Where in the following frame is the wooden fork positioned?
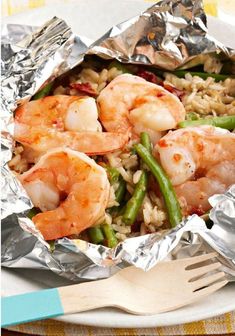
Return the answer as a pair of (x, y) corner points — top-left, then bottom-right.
(2, 253), (227, 327)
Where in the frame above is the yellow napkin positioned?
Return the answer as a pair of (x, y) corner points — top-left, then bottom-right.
(5, 311), (235, 335)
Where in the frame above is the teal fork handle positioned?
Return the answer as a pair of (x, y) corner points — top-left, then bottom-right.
(1, 288), (64, 327)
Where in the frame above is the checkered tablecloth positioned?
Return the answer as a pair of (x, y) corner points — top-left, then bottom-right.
(3, 311), (235, 335)
(2, 0), (235, 335)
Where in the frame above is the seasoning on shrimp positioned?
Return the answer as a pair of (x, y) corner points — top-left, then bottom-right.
(10, 61), (235, 244)
(97, 74), (186, 144)
(156, 126), (235, 215)
(14, 95), (128, 162)
(18, 148), (110, 240)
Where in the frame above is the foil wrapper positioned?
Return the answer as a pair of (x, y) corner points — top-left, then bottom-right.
(1, 0), (235, 282)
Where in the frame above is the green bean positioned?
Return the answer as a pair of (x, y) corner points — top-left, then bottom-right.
(186, 112), (199, 121)
(115, 179), (126, 204)
(88, 226), (104, 244)
(49, 240), (55, 252)
(122, 132), (151, 225)
(32, 82), (53, 100)
(178, 115), (235, 130)
(131, 147), (137, 155)
(108, 60), (133, 74)
(135, 144), (182, 227)
(140, 132), (152, 153)
(106, 166), (120, 185)
(171, 70), (233, 82)
(108, 178), (126, 216)
(101, 224), (118, 248)
(123, 171), (148, 225)
(27, 207), (40, 219)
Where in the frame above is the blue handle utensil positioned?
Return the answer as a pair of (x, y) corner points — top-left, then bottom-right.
(2, 289), (63, 327)
(2, 254), (226, 327)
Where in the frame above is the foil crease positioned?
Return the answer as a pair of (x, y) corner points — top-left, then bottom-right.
(90, 0), (234, 69)
(1, 0), (235, 282)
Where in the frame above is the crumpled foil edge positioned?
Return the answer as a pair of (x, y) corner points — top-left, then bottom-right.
(1, 0), (235, 282)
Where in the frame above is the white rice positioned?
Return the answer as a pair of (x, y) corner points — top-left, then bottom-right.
(133, 170), (142, 184)
(164, 73), (235, 116)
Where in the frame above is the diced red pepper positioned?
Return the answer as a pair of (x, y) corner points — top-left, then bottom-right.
(163, 83), (184, 101)
(137, 70), (163, 85)
(70, 82), (97, 97)
(189, 206), (205, 216)
(131, 221), (141, 233)
(136, 70), (185, 101)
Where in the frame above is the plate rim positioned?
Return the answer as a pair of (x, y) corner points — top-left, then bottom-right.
(2, 267), (235, 328)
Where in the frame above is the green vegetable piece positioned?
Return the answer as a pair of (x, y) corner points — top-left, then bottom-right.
(32, 82), (53, 100)
(27, 207), (40, 219)
(140, 132), (152, 153)
(101, 224), (118, 248)
(186, 112), (199, 121)
(123, 171), (148, 226)
(178, 116), (235, 130)
(115, 179), (126, 204)
(135, 144), (182, 227)
(106, 166), (120, 185)
(122, 132), (151, 225)
(108, 60), (133, 74)
(171, 70), (233, 82)
(131, 147), (137, 155)
(108, 178), (126, 216)
(88, 226), (104, 244)
(49, 240), (55, 253)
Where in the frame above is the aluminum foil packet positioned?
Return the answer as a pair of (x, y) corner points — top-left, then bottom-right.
(1, 0), (235, 282)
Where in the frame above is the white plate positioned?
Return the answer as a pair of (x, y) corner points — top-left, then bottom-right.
(2, 0), (235, 328)
(2, 267), (235, 328)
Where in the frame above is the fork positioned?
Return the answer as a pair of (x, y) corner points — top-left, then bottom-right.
(2, 252), (227, 327)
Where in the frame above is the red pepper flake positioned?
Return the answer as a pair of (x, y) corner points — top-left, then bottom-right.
(136, 70), (185, 101)
(189, 206), (205, 216)
(156, 92), (164, 98)
(173, 153), (182, 162)
(158, 139), (168, 148)
(163, 83), (184, 101)
(137, 70), (163, 85)
(52, 118), (64, 131)
(70, 82), (97, 97)
(196, 142), (204, 152)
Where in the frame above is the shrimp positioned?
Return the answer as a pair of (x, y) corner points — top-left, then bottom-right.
(18, 148), (110, 240)
(156, 126), (235, 215)
(175, 160), (235, 215)
(14, 95), (128, 162)
(97, 74), (185, 143)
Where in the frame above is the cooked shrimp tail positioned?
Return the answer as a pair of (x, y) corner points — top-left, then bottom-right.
(18, 148), (110, 240)
(97, 74), (185, 143)
(156, 126), (235, 215)
(14, 95), (128, 162)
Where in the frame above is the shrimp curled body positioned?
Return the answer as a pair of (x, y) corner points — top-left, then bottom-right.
(97, 74), (185, 143)
(156, 126), (235, 215)
(19, 148), (110, 240)
(14, 95), (128, 162)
